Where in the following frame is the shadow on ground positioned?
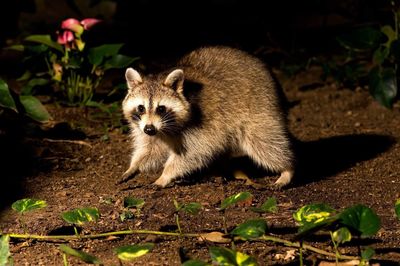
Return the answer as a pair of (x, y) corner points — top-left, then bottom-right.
(293, 134), (396, 186)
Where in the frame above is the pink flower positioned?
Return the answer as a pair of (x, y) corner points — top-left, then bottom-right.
(61, 18), (84, 35)
(80, 18), (102, 30)
(57, 30), (74, 45)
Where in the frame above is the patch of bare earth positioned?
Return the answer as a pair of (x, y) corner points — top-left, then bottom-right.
(1, 66), (399, 265)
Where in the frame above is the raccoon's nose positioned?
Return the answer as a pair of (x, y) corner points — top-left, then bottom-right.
(144, 124), (157, 136)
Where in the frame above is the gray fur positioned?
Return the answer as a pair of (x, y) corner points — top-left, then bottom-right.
(120, 46), (294, 188)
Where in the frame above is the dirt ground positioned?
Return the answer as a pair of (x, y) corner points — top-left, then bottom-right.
(0, 63), (400, 265)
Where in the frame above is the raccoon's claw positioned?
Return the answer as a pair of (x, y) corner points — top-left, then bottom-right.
(116, 169), (138, 185)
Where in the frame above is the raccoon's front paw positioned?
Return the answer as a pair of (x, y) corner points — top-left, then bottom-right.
(153, 176), (172, 188)
(116, 169), (138, 184)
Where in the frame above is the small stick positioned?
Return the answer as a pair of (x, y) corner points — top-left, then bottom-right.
(43, 138), (92, 148)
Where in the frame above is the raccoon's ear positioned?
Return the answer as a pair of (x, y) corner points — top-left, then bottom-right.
(164, 69), (184, 93)
(125, 68), (143, 89)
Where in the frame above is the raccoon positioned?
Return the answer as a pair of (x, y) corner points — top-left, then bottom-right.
(120, 46), (294, 188)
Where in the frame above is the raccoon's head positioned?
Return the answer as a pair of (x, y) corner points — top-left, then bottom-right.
(122, 68), (190, 136)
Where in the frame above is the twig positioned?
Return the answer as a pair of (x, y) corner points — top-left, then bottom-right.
(43, 138), (92, 148)
(259, 235), (359, 261)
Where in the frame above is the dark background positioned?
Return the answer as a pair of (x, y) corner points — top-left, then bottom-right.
(0, 0), (392, 69)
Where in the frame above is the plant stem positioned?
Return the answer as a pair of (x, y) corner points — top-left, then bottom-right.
(5, 229), (200, 241)
(259, 235), (358, 261)
(4, 230), (360, 261)
(175, 214), (182, 235)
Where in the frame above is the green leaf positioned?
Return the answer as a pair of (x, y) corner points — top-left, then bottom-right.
(61, 207), (99, 225)
(19, 95), (52, 122)
(103, 55), (138, 70)
(250, 197), (277, 213)
(181, 203), (202, 215)
(0, 79), (17, 112)
(88, 44), (124, 66)
(230, 219), (267, 240)
(337, 27), (383, 51)
(209, 246), (258, 266)
(0, 235), (11, 266)
(6, 44), (24, 51)
(115, 243), (154, 261)
(59, 244), (102, 264)
(120, 210), (135, 222)
(332, 227), (352, 244)
(372, 46), (390, 65)
(293, 203), (337, 236)
(124, 197), (145, 209)
(21, 78), (50, 95)
(293, 203), (335, 225)
(11, 198), (47, 213)
(25, 35), (63, 53)
(220, 192), (253, 210)
(182, 260), (210, 266)
(381, 25), (396, 48)
(368, 67), (397, 108)
(361, 247), (375, 260)
(339, 204), (381, 238)
(395, 199), (400, 220)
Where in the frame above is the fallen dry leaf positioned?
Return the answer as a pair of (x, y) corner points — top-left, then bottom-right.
(198, 232), (231, 243)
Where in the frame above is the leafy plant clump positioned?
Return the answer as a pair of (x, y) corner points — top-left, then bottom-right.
(1, 195), (391, 265)
(325, 3), (400, 108)
(9, 18), (138, 106)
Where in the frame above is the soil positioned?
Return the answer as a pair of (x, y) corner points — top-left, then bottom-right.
(0, 63), (400, 266)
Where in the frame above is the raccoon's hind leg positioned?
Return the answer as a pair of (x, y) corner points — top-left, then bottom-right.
(240, 131), (294, 188)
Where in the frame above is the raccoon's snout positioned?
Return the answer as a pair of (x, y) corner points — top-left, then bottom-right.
(144, 124), (157, 136)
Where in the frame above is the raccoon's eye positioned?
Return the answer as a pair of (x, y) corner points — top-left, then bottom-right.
(137, 105), (145, 114)
(156, 105), (166, 115)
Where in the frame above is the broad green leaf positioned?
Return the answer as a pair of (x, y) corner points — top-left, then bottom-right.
(21, 78), (50, 95)
(294, 203), (337, 235)
(103, 55), (138, 70)
(25, 35), (63, 53)
(230, 219), (267, 240)
(0, 79), (17, 112)
(88, 44), (124, 66)
(59, 244), (102, 264)
(250, 197), (277, 213)
(182, 260), (210, 266)
(0, 235), (11, 266)
(337, 27), (383, 51)
(361, 247), (375, 260)
(220, 192), (253, 210)
(339, 204), (381, 238)
(209, 246), (258, 266)
(332, 227), (352, 244)
(6, 44), (24, 51)
(372, 46), (390, 65)
(61, 207), (99, 225)
(11, 198), (47, 213)
(19, 95), (52, 122)
(124, 197), (145, 209)
(368, 67), (397, 108)
(395, 199), (400, 220)
(293, 203), (335, 225)
(115, 243), (154, 261)
(181, 203), (202, 215)
(381, 25), (396, 48)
